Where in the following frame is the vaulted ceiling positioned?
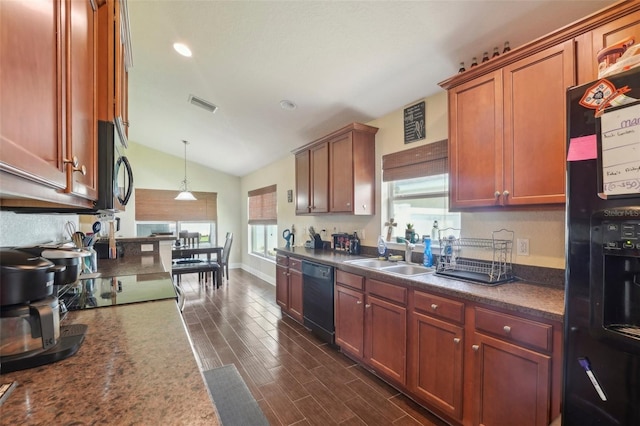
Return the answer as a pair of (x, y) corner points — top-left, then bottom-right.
(127, 0), (613, 177)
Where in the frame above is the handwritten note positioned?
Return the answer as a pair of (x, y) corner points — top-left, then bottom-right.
(600, 102), (640, 196)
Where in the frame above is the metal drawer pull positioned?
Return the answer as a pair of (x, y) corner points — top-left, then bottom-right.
(431, 304), (438, 310)
(356, 300), (362, 304)
(454, 338), (460, 344)
(472, 344), (479, 351)
(365, 304), (371, 308)
(503, 325), (511, 334)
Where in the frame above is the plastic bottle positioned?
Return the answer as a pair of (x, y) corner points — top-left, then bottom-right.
(423, 236), (433, 267)
(377, 235), (387, 259)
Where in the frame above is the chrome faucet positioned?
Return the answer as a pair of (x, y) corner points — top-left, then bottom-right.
(403, 239), (415, 264)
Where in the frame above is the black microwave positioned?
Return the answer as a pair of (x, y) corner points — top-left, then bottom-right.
(95, 120), (133, 211)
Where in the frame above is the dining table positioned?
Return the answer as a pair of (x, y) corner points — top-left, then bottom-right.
(172, 243), (223, 285)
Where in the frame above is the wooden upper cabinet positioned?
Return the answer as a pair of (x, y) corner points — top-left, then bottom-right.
(449, 70), (504, 208)
(294, 122), (377, 215)
(97, 0), (131, 145)
(310, 142), (329, 213)
(295, 150), (310, 214)
(0, 0), (66, 190)
(576, 9), (640, 85)
(66, 0), (98, 200)
(502, 40), (573, 206)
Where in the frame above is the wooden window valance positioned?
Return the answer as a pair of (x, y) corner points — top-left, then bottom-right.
(248, 184), (277, 225)
(382, 139), (448, 182)
(135, 189), (217, 221)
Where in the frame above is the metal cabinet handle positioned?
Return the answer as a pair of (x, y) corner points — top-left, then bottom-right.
(494, 191), (501, 199)
(365, 304), (371, 308)
(503, 325), (511, 334)
(472, 344), (479, 351)
(431, 304), (438, 310)
(503, 190), (510, 198)
(454, 338), (460, 344)
(356, 300), (362, 304)
(64, 156), (86, 175)
(361, 204), (366, 210)
(346, 202), (351, 206)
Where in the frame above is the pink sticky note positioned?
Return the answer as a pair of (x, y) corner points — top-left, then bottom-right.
(567, 134), (597, 161)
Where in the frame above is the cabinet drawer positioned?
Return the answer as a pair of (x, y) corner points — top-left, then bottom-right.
(475, 307), (553, 352)
(336, 270), (364, 291)
(367, 279), (407, 305)
(414, 291), (464, 324)
(276, 254), (289, 267)
(288, 257), (302, 272)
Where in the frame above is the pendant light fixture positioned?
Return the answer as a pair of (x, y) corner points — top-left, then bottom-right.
(175, 140), (197, 201)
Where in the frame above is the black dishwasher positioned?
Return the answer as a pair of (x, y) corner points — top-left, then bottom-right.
(301, 260), (335, 345)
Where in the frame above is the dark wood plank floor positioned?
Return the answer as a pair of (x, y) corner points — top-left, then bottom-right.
(179, 269), (449, 426)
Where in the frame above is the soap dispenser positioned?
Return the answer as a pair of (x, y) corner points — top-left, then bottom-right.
(377, 235), (387, 259)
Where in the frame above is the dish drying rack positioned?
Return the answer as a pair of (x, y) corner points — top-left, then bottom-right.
(436, 228), (515, 285)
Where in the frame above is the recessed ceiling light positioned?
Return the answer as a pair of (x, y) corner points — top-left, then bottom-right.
(280, 100), (297, 110)
(173, 42), (192, 57)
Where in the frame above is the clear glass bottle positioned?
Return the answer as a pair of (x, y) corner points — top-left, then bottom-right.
(470, 57), (478, 67)
(482, 51), (489, 63)
(503, 41), (511, 53)
(492, 47), (500, 58)
(458, 62), (466, 73)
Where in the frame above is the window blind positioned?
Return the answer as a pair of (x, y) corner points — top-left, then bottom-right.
(135, 189), (217, 221)
(248, 184), (277, 224)
(382, 139), (448, 182)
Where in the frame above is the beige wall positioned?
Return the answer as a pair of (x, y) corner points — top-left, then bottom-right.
(117, 142), (243, 268)
(240, 89), (566, 283)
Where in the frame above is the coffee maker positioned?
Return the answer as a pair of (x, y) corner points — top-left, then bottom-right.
(1, 248), (87, 373)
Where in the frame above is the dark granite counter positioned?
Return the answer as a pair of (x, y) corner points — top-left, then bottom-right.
(276, 247), (565, 322)
(0, 254), (219, 425)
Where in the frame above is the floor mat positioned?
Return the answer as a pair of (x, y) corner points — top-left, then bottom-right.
(203, 364), (269, 426)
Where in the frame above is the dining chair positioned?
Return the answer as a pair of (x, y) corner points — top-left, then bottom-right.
(220, 232), (233, 280)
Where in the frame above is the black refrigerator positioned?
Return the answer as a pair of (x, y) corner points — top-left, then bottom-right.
(563, 68), (640, 425)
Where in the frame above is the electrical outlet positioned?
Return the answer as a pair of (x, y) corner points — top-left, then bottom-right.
(359, 229), (365, 241)
(517, 238), (530, 256)
(141, 244), (154, 252)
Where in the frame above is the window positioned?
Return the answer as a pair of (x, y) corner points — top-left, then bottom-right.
(387, 174), (460, 242)
(248, 185), (277, 259)
(382, 140), (460, 243)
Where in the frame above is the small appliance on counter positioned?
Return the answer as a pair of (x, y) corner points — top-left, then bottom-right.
(0, 248), (87, 374)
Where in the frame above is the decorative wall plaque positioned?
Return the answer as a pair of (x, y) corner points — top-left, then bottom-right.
(404, 101), (426, 144)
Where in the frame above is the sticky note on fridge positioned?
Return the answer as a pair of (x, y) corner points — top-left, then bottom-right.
(567, 134), (597, 161)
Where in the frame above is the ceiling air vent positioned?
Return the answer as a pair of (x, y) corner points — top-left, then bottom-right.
(188, 94), (218, 114)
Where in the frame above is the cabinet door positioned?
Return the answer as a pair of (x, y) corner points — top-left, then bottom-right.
(310, 143), (328, 213)
(0, 0), (66, 189)
(288, 268), (303, 322)
(295, 151), (310, 214)
(66, 0), (98, 200)
(578, 11), (640, 84)
(472, 333), (551, 426)
(335, 284), (365, 359)
(409, 312), (464, 420)
(503, 41), (573, 206)
(329, 132), (353, 213)
(275, 264), (288, 310)
(449, 70), (504, 208)
(365, 294), (407, 385)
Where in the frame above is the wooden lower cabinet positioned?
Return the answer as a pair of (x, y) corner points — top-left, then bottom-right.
(470, 333), (551, 426)
(409, 311), (464, 421)
(275, 255), (303, 322)
(335, 272), (407, 386)
(335, 283), (365, 359)
(365, 294), (407, 385)
(333, 273), (562, 426)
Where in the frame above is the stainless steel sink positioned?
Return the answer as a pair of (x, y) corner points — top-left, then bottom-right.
(344, 258), (434, 276)
(344, 258), (391, 268)
(379, 264), (434, 276)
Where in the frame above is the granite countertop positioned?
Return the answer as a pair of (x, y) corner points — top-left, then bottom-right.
(277, 247), (565, 322)
(95, 253), (168, 277)
(0, 254), (219, 425)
